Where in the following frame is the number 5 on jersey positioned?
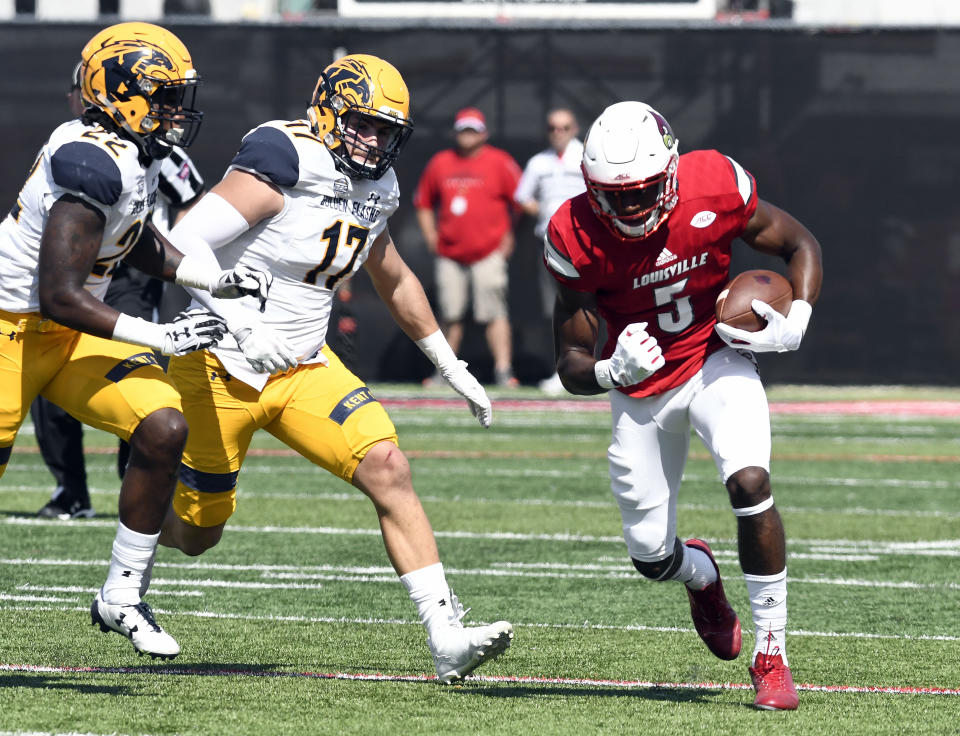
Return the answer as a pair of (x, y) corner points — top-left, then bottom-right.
(654, 277), (693, 333)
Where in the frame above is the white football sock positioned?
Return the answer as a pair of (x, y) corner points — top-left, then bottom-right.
(101, 522), (158, 605)
(138, 550), (156, 599)
(744, 568), (789, 665)
(672, 545), (718, 590)
(400, 562), (459, 637)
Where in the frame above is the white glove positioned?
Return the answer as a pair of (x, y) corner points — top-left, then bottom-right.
(233, 322), (300, 375)
(211, 266), (272, 313)
(113, 309), (225, 355)
(440, 360), (493, 429)
(595, 322), (665, 390)
(159, 309), (228, 356)
(714, 299), (812, 353)
(416, 329), (492, 428)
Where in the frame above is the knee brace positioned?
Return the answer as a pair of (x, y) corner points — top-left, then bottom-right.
(632, 537), (684, 581)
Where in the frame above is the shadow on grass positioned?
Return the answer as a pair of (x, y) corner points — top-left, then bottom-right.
(0, 672), (135, 695)
(453, 684), (727, 704)
(0, 509), (117, 521)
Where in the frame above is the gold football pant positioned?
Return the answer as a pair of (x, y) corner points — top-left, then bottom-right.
(167, 346), (398, 528)
(0, 309), (182, 478)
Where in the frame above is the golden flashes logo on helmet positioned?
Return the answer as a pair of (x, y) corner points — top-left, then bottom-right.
(326, 58), (374, 107)
(100, 44), (176, 102)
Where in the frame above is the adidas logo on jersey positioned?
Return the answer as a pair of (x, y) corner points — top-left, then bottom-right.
(655, 248), (677, 267)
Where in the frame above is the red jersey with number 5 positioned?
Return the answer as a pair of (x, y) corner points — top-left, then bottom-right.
(544, 149), (758, 397)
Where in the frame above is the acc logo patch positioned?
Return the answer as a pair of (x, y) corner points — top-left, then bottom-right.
(690, 211), (717, 229)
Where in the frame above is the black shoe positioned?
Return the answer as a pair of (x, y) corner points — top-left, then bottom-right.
(37, 498), (95, 520)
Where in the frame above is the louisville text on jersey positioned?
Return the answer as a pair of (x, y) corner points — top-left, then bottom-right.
(634, 251), (709, 289)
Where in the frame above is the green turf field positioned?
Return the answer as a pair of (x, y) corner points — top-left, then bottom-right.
(1, 385), (958, 735)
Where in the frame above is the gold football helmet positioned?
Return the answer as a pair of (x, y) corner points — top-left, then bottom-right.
(80, 22), (202, 158)
(308, 54), (414, 180)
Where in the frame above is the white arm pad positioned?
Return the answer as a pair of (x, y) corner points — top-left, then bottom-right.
(416, 329), (458, 371)
(112, 313), (166, 352)
(169, 192), (255, 327)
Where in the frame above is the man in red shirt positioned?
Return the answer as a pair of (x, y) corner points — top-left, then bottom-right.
(545, 101), (822, 711)
(415, 108), (522, 387)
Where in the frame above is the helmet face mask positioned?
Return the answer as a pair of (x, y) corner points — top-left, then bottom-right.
(581, 101), (679, 240)
(308, 54), (413, 180)
(80, 22), (203, 159)
(585, 161), (677, 238)
(337, 109), (410, 177)
(142, 78), (202, 148)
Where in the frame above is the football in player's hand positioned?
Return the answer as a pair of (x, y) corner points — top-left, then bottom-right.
(715, 270), (793, 332)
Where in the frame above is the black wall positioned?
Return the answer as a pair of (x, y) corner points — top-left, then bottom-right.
(3, 22), (958, 384)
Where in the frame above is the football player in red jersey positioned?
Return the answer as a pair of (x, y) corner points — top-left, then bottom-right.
(544, 101), (822, 711)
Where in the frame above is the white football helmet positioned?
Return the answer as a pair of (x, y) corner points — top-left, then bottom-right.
(581, 101), (679, 239)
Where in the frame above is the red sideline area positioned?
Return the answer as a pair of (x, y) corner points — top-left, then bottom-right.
(385, 398), (960, 417)
(1, 663), (958, 696)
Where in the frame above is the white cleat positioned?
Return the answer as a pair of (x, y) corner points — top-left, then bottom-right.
(427, 591), (513, 684)
(90, 591), (180, 660)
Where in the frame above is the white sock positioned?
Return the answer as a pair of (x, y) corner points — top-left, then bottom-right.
(138, 551), (156, 599)
(744, 568), (789, 666)
(400, 562), (458, 637)
(672, 545), (718, 590)
(101, 522), (158, 605)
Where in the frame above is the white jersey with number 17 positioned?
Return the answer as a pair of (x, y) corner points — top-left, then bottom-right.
(200, 119), (399, 390)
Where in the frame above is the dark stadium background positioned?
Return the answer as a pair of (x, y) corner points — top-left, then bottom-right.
(3, 21), (957, 384)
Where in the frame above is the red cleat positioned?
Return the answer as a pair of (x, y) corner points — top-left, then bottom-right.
(749, 650), (799, 710)
(684, 538), (741, 660)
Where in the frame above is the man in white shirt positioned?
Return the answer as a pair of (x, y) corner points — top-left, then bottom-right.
(514, 108), (586, 394)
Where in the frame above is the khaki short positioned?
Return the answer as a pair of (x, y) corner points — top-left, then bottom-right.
(435, 251), (509, 324)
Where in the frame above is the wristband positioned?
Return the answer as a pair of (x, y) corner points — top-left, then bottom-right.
(415, 329), (458, 370)
(112, 313), (166, 352)
(786, 299), (813, 335)
(594, 359), (617, 390)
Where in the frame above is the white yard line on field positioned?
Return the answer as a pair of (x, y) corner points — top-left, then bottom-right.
(3, 476), (959, 522)
(16, 585), (204, 597)
(0, 604), (957, 645)
(1, 662), (959, 698)
(3, 522), (960, 556)
(4, 556), (960, 593)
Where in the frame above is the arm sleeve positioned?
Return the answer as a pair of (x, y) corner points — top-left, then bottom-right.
(168, 192), (255, 326)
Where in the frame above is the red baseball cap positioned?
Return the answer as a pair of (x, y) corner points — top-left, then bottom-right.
(453, 107), (487, 132)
